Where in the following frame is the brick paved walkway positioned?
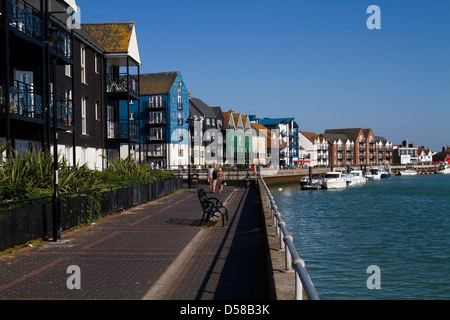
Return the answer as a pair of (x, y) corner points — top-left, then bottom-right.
(0, 183), (270, 300)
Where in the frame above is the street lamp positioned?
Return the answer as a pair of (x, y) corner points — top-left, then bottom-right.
(44, 26), (64, 242)
(186, 117), (194, 188)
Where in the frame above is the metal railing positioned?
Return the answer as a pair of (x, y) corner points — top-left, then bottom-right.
(259, 176), (320, 300)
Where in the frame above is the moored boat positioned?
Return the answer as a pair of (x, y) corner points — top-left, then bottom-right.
(322, 172), (347, 189)
(345, 170), (368, 185)
(300, 176), (322, 190)
(366, 168), (382, 181)
(399, 166), (418, 176)
(437, 164), (450, 174)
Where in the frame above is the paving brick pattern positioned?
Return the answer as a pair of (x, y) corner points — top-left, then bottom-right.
(0, 184), (270, 300)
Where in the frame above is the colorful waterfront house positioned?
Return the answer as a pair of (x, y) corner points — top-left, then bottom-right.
(221, 108), (253, 166)
(139, 71), (189, 169)
(256, 118), (299, 168)
(189, 96), (222, 166)
(82, 22), (142, 163)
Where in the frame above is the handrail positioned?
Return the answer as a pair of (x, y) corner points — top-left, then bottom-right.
(259, 175), (320, 300)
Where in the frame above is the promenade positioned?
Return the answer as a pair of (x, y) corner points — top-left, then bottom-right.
(0, 183), (271, 300)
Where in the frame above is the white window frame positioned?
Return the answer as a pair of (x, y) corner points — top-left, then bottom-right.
(81, 97), (87, 135)
(81, 45), (86, 84)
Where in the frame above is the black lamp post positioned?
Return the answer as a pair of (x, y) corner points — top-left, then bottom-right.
(44, 26), (64, 242)
(186, 117), (194, 189)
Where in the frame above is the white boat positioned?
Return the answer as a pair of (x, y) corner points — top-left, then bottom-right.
(437, 164), (450, 174)
(322, 172), (347, 189)
(399, 169), (418, 176)
(399, 166), (418, 176)
(366, 168), (382, 181)
(345, 170), (368, 185)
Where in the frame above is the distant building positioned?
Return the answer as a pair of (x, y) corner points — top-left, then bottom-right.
(257, 118), (299, 167)
(139, 71), (190, 169)
(189, 97), (222, 166)
(417, 146), (434, 164)
(432, 147), (450, 164)
(393, 140), (418, 164)
(322, 128), (392, 167)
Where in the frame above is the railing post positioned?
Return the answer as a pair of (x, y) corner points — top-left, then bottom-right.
(294, 258), (305, 300)
(284, 234), (293, 272)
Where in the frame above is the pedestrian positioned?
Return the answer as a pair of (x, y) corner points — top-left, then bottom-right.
(216, 167), (226, 194)
(208, 165), (216, 193)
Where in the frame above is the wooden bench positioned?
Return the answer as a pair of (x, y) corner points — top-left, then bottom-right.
(197, 188), (228, 226)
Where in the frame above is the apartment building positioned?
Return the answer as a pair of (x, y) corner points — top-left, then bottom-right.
(322, 128), (392, 167)
(139, 71), (189, 169)
(1, 0), (142, 170)
(257, 118), (299, 168)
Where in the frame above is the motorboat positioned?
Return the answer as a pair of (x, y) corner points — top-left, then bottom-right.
(300, 176), (322, 190)
(366, 168), (382, 181)
(322, 172), (347, 189)
(380, 165), (392, 179)
(399, 166), (418, 176)
(345, 170), (368, 185)
(399, 169), (418, 176)
(437, 163), (450, 174)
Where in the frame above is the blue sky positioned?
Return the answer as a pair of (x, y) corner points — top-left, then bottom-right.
(76, 0), (450, 151)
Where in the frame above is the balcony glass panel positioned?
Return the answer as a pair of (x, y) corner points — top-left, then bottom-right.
(8, 0), (43, 40)
(107, 73), (139, 96)
(9, 80), (43, 119)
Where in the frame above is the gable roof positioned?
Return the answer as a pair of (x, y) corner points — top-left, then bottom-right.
(140, 72), (179, 95)
(222, 109), (235, 128)
(190, 97), (216, 118)
(323, 128), (363, 142)
(300, 131), (320, 143)
(322, 133), (348, 144)
(82, 22), (141, 65)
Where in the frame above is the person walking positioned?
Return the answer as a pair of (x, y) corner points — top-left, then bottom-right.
(216, 167), (226, 194)
(208, 165), (216, 193)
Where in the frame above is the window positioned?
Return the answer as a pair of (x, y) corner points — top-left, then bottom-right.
(81, 97), (87, 135)
(177, 81), (182, 109)
(95, 102), (99, 121)
(95, 54), (99, 74)
(150, 128), (163, 140)
(65, 65), (72, 78)
(81, 45), (86, 84)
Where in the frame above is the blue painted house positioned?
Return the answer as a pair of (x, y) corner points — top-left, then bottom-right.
(137, 71), (190, 169)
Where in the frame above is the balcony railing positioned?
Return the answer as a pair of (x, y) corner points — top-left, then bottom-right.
(107, 120), (140, 141)
(49, 99), (73, 126)
(8, 0), (43, 40)
(8, 80), (44, 119)
(107, 73), (139, 96)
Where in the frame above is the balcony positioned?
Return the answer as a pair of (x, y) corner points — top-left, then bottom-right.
(49, 99), (73, 127)
(7, 80), (44, 120)
(107, 120), (140, 142)
(107, 73), (139, 97)
(8, 0), (43, 41)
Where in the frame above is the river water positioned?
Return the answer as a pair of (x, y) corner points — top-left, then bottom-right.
(269, 174), (450, 300)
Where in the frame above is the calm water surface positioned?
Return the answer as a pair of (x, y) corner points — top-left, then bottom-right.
(270, 174), (450, 300)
